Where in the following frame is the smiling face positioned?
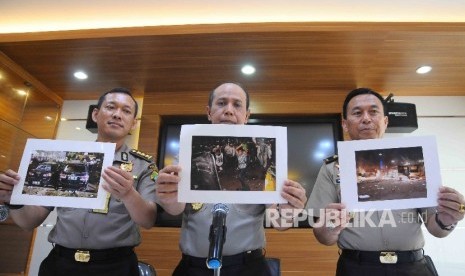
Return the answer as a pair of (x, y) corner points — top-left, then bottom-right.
(92, 92), (137, 145)
(206, 83), (250, 125)
(342, 94), (388, 140)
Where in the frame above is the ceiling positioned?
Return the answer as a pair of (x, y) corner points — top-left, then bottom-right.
(1, 2), (465, 101)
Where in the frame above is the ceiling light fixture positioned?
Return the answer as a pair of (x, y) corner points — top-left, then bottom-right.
(416, 66), (432, 74)
(16, 89), (27, 96)
(241, 65), (256, 75)
(61, 118), (67, 121)
(74, 71), (88, 80)
(75, 127), (81, 130)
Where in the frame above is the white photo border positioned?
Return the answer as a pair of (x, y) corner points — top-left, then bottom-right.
(11, 138), (115, 209)
(338, 136), (441, 211)
(178, 124), (288, 204)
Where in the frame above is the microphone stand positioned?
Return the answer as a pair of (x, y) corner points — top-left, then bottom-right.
(206, 203), (229, 276)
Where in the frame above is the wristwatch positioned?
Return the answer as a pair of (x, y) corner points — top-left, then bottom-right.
(4, 203), (24, 209)
(0, 205), (9, 222)
(435, 213), (457, 231)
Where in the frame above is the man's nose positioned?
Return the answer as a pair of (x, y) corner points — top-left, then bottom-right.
(112, 108), (122, 118)
(361, 111), (371, 122)
(224, 103), (235, 114)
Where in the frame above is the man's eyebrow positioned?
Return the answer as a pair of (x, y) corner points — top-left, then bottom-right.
(106, 100), (134, 110)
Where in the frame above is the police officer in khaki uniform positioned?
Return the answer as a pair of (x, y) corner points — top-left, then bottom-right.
(0, 88), (158, 276)
(155, 82), (308, 276)
(307, 88), (465, 276)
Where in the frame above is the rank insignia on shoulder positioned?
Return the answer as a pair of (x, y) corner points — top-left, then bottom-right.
(324, 155), (338, 164)
(129, 149), (153, 162)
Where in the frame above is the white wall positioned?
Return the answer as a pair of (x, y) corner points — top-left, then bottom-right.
(385, 96), (465, 275)
(28, 98), (143, 276)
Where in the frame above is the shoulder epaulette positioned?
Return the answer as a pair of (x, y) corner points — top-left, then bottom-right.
(324, 155), (338, 164)
(129, 149), (153, 162)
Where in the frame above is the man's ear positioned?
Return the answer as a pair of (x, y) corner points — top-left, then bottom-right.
(91, 108), (99, 123)
(206, 105), (212, 121)
(245, 109), (250, 124)
(130, 118), (137, 131)
(342, 119), (348, 133)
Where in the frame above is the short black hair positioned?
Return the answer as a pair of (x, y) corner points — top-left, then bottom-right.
(342, 88), (387, 119)
(97, 87), (138, 118)
(208, 82), (250, 110)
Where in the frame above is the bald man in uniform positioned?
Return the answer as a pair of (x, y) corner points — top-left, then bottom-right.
(156, 82), (308, 276)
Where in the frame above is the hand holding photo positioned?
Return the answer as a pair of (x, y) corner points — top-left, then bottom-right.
(10, 139), (115, 209)
(338, 136), (441, 211)
(178, 124), (287, 204)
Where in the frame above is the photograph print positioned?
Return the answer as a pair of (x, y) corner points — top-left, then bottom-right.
(178, 124), (288, 204)
(11, 139), (115, 209)
(190, 135), (276, 192)
(338, 136), (441, 211)
(355, 146), (426, 202)
(23, 150), (105, 198)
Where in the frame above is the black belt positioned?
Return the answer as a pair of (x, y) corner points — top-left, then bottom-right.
(182, 249), (264, 268)
(53, 244), (134, 263)
(341, 249), (424, 264)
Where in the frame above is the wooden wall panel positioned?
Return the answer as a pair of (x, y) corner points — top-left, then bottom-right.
(0, 51), (61, 276)
(0, 66), (28, 126)
(138, 114), (161, 162)
(135, 228), (338, 276)
(0, 220), (34, 275)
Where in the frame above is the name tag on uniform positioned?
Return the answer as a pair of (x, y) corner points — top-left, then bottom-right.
(92, 192), (111, 214)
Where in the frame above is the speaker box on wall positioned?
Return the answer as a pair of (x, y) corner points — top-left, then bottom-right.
(85, 104), (98, 133)
(386, 102), (418, 133)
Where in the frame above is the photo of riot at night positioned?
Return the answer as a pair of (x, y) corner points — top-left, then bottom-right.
(190, 135), (276, 191)
(355, 146), (427, 202)
(22, 150), (104, 198)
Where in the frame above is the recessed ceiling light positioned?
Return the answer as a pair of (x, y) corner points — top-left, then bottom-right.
(241, 65), (256, 75)
(75, 127), (81, 130)
(17, 89), (27, 96)
(416, 66), (432, 74)
(44, 116), (53, 121)
(61, 118), (67, 121)
(74, 71), (88, 80)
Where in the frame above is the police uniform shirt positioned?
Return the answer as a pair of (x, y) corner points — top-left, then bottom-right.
(48, 144), (157, 249)
(307, 158), (436, 251)
(180, 203), (266, 257)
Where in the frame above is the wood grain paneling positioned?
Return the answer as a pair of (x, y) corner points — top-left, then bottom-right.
(0, 222), (34, 275)
(0, 54), (61, 276)
(135, 227), (338, 276)
(2, 22), (465, 102)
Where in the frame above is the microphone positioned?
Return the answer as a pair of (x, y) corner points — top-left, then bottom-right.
(206, 203), (229, 269)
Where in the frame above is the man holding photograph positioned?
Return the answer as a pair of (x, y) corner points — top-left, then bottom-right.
(308, 87), (465, 276)
(156, 82), (307, 276)
(0, 87), (158, 276)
